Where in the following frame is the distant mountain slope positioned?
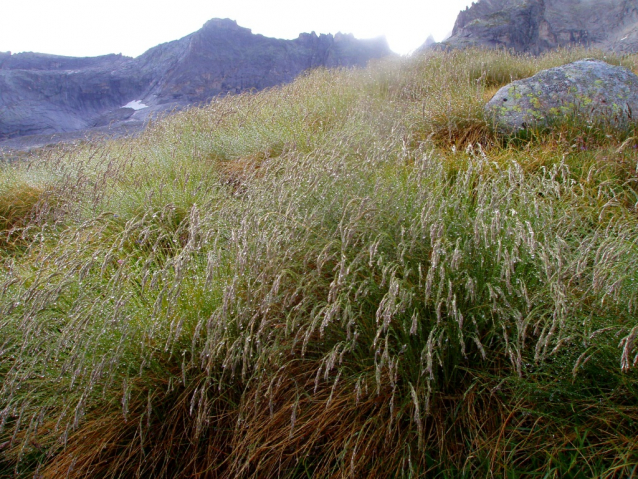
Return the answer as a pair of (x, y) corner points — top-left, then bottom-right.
(442, 0), (638, 54)
(0, 19), (391, 148)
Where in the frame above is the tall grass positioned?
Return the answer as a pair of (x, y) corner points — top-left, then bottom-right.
(1, 47), (638, 477)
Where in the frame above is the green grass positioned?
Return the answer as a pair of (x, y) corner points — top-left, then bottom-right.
(1, 47), (638, 478)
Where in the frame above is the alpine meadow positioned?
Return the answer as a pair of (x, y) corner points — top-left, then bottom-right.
(1, 48), (638, 477)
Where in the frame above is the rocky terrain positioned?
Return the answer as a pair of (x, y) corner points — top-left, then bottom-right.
(0, 19), (391, 151)
(443, 0), (638, 54)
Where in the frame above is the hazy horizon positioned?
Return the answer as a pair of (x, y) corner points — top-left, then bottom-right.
(0, 0), (474, 58)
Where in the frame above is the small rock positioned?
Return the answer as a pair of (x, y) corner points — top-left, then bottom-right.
(485, 59), (638, 133)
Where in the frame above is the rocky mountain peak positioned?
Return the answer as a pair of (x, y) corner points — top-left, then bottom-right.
(201, 18), (251, 34)
(423, 35), (436, 48)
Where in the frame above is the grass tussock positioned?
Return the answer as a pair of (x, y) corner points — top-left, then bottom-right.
(1, 47), (638, 477)
(0, 181), (53, 251)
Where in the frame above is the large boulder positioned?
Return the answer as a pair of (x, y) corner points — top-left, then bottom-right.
(485, 59), (638, 132)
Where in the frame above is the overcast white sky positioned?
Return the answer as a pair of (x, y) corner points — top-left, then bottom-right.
(0, 0), (475, 58)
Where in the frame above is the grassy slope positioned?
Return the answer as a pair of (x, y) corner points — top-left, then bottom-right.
(0, 48), (638, 478)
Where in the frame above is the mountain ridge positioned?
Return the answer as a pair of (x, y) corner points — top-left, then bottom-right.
(0, 19), (391, 150)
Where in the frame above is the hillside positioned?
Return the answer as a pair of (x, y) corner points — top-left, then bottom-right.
(0, 19), (390, 150)
(1, 48), (638, 477)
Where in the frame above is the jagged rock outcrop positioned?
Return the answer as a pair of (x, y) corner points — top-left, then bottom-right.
(0, 19), (391, 149)
(485, 59), (638, 132)
(444, 0), (638, 54)
(147, 19), (390, 104)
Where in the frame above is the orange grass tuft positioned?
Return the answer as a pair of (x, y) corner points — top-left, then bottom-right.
(0, 183), (50, 249)
(39, 368), (240, 479)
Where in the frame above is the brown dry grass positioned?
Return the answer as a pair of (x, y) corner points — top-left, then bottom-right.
(39, 367), (239, 479)
(0, 183), (50, 250)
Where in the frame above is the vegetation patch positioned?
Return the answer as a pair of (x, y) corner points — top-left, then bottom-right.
(1, 47), (638, 478)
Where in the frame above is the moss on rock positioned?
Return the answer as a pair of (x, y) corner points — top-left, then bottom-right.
(485, 59), (638, 132)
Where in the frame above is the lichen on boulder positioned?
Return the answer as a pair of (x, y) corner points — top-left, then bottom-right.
(485, 59), (638, 133)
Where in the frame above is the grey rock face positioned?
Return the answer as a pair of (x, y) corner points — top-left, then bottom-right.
(485, 59), (638, 132)
(0, 19), (391, 149)
(444, 0), (638, 54)
(0, 52), (11, 68)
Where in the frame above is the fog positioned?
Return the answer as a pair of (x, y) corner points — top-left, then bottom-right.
(0, 0), (474, 57)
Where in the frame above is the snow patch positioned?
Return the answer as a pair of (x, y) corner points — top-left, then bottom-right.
(123, 100), (148, 110)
